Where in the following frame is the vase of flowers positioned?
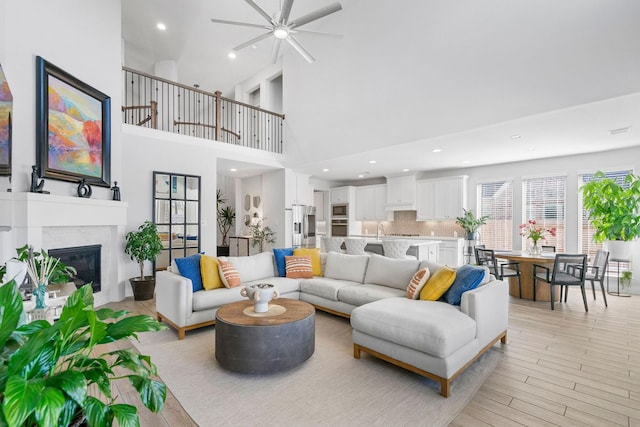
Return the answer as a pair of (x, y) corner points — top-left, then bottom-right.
(519, 220), (556, 255)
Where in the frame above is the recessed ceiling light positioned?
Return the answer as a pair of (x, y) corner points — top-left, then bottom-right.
(510, 134), (521, 139)
(156, 22), (167, 31)
(369, 160), (376, 164)
(230, 168), (237, 172)
(228, 51), (237, 60)
(432, 148), (442, 153)
(322, 168), (329, 172)
(402, 168), (410, 172)
(358, 174), (364, 178)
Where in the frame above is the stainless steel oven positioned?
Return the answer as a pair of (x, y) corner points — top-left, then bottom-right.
(331, 219), (348, 237)
(331, 203), (348, 218)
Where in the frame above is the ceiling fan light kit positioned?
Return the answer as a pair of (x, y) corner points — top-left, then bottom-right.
(211, 0), (342, 64)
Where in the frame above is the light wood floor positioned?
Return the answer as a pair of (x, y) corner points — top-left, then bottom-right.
(104, 290), (640, 426)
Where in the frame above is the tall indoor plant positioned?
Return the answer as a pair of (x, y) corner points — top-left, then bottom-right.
(455, 209), (490, 240)
(124, 220), (164, 301)
(248, 219), (276, 252)
(580, 171), (640, 260)
(0, 281), (167, 427)
(216, 189), (236, 256)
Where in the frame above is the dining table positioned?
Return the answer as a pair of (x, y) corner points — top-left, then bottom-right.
(494, 251), (559, 301)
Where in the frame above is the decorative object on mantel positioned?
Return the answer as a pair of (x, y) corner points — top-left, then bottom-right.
(125, 220), (164, 300)
(111, 180), (121, 200)
(76, 178), (92, 198)
(29, 165), (49, 194)
(0, 61), (13, 176)
(240, 283), (280, 313)
(35, 56), (111, 187)
(519, 220), (556, 255)
(0, 281), (167, 426)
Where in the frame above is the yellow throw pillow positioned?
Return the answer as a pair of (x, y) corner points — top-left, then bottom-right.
(218, 259), (241, 288)
(407, 268), (430, 299)
(285, 255), (313, 279)
(420, 266), (456, 301)
(293, 248), (322, 276)
(200, 255), (224, 290)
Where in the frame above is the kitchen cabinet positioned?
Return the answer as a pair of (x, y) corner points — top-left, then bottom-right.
(416, 176), (468, 220)
(356, 185), (388, 221)
(313, 191), (327, 221)
(437, 239), (464, 267)
(330, 186), (353, 204)
(286, 171), (312, 207)
(385, 175), (416, 210)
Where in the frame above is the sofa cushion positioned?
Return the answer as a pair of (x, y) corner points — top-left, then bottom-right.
(363, 254), (420, 290)
(200, 255), (224, 290)
(406, 268), (430, 299)
(174, 253), (203, 292)
(293, 248), (322, 276)
(300, 277), (360, 301)
(443, 264), (486, 305)
(285, 255), (313, 279)
(224, 252), (276, 283)
(272, 247), (294, 277)
(324, 252), (370, 283)
(420, 266), (456, 301)
(338, 284), (406, 306)
(218, 260), (241, 288)
(243, 277), (300, 295)
(350, 298), (477, 358)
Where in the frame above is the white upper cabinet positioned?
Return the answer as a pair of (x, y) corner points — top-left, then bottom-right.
(286, 171), (312, 206)
(385, 175), (417, 210)
(330, 186), (352, 204)
(416, 176), (468, 220)
(313, 191), (326, 221)
(356, 185), (388, 221)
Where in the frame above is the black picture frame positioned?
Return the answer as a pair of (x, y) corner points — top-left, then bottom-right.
(36, 56), (111, 187)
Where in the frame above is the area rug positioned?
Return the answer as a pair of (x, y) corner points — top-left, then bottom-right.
(133, 311), (502, 427)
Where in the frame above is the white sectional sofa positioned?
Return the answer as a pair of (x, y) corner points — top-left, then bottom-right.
(155, 251), (508, 396)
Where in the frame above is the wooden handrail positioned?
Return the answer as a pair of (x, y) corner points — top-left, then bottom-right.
(173, 120), (241, 139)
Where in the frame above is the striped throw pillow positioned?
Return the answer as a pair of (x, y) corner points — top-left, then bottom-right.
(407, 267), (431, 299)
(285, 255), (313, 279)
(218, 259), (241, 288)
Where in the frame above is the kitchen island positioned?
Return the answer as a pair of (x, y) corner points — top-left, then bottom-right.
(360, 239), (440, 262)
(350, 235), (465, 266)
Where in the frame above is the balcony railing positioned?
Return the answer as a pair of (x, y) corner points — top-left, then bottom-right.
(122, 67), (284, 154)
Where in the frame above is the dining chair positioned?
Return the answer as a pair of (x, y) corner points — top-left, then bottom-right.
(580, 250), (609, 307)
(344, 238), (367, 255)
(473, 245), (486, 264)
(541, 245), (556, 253)
(533, 254), (588, 310)
(322, 237), (345, 253)
(476, 248), (522, 297)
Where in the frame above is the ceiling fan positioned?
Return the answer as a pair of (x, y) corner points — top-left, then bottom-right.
(211, 0), (342, 64)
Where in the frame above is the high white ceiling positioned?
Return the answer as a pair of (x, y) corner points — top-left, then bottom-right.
(122, 0), (640, 182)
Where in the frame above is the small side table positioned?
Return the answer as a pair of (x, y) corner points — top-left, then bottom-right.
(607, 258), (631, 297)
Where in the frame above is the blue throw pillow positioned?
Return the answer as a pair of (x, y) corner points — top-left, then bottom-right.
(443, 264), (486, 305)
(174, 253), (203, 292)
(272, 247), (294, 277)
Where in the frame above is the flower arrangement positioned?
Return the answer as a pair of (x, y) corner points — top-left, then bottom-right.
(519, 220), (556, 244)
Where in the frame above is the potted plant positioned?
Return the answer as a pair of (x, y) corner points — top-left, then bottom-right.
(620, 270), (632, 289)
(124, 220), (164, 301)
(0, 281), (167, 426)
(455, 209), (490, 240)
(216, 189), (236, 256)
(580, 171), (640, 260)
(248, 218), (276, 252)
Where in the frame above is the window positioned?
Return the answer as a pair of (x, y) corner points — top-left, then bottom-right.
(522, 175), (566, 252)
(578, 169), (633, 263)
(477, 180), (513, 250)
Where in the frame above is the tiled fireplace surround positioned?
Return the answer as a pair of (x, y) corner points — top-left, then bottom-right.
(0, 192), (128, 306)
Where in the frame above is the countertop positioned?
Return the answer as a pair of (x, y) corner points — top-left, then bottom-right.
(350, 235), (463, 242)
(363, 239), (441, 246)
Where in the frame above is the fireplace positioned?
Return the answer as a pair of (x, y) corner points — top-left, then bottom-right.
(48, 245), (101, 293)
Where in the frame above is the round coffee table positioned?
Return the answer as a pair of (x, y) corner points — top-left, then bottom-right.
(215, 298), (315, 374)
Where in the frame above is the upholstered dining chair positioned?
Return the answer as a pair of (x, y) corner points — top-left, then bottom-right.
(322, 237), (345, 253)
(533, 254), (588, 310)
(577, 250), (609, 307)
(381, 239), (416, 260)
(475, 248), (522, 297)
(541, 245), (556, 253)
(344, 238), (368, 255)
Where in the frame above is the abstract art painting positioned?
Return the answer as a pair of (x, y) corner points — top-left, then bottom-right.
(0, 62), (12, 176)
(36, 56), (111, 186)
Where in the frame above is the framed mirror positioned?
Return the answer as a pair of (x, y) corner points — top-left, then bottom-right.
(253, 196), (261, 209)
(244, 194), (251, 211)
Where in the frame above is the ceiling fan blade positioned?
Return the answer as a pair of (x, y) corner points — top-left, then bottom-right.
(271, 39), (282, 64)
(244, 0), (277, 25)
(294, 29), (343, 39)
(210, 18), (269, 30)
(279, 0), (294, 24)
(232, 32), (273, 52)
(289, 2), (342, 29)
(286, 35), (315, 63)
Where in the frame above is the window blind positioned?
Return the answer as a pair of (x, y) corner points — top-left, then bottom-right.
(478, 180), (513, 250)
(522, 175), (566, 252)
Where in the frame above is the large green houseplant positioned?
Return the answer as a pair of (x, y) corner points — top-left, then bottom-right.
(580, 171), (640, 259)
(124, 221), (164, 301)
(455, 209), (490, 240)
(248, 219), (276, 252)
(216, 189), (236, 256)
(0, 281), (167, 426)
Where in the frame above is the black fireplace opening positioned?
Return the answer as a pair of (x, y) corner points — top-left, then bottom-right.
(48, 245), (101, 293)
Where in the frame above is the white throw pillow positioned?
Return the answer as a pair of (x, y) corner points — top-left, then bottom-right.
(324, 252), (370, 283)
(364, 254), (420, 290)
(225, 252), (276, 282)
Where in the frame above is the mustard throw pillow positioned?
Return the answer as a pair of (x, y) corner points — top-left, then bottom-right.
(200, 255), (224, 290)
(420, 266), (456, 301)
(293, 248), (322, 276)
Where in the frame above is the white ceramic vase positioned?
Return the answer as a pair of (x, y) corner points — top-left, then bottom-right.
(240, 284), (279, 313)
